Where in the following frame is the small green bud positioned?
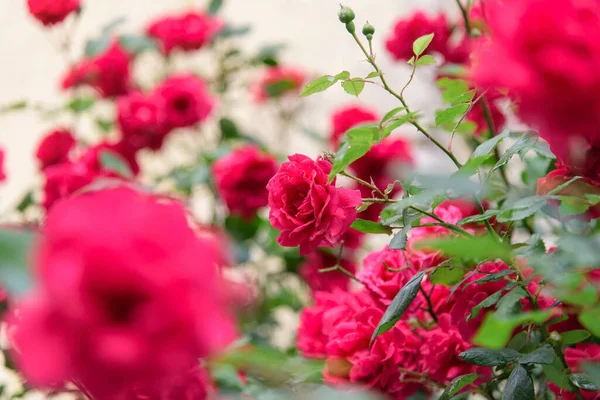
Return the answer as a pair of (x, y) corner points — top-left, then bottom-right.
(362, 22), (375, 36)
(366, 34), (373, 41)
(338, 5), (355, 24)
(345, 21), (356, 34)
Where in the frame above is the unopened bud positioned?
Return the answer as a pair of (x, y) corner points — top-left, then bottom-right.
(362, 22), (375, 36)
(338, 5), (355, 24)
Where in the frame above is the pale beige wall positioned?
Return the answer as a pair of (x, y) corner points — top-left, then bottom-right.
(0, 0), (454, 212)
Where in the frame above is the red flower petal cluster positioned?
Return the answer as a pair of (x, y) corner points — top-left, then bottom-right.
(27, 0), (80, 26)
(267, 154), (362, 255)
(147, 11), (223, 55)
(62, 42), (132, 98)
(117, 92), (170, 151)
(8, 187), (236, 398)
(252, 66), (306, 103)
(35, 129), (76, 170)
(213, 145), (278, 218)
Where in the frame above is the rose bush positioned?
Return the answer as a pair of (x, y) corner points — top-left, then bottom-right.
(0, 0), (597, 399)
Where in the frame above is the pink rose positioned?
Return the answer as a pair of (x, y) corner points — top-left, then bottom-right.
(62, 42), (132, 98)
(153, 74), (215, 129)
(251, 66), (305, 103)
(213, 145), (278, 218)
(386, 11), (452, 62)
(267, 154), (362, 255)
(147, 11), (223, 55)
(27, 0), (80, 26)
(471, 0), (600, 168)
(35, 129), (76, 169)
(300, 250), (356, 293)
(117, 92), (170, 151)
(8, 187), (236, 398)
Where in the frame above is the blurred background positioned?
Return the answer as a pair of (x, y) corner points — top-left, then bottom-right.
(0, 0), (458, 212)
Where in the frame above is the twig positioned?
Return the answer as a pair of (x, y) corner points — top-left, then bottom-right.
(419, 285), (439, 323)
(341, 171), (386, 198)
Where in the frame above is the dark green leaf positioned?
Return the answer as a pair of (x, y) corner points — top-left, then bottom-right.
(459, 348), (522, 366)
(413, 33), (435, 56)
(495, 287), (527, 316)
(543, 350), (571, 390)
(579, 309), (600, 337)
(472, 130), (510, 159)
(497, 196), (547, 223)
(582, 364), (600, 388)
(371, 271), (426, 342)
(468, 270), (514, 285)
(435, 104), (470, 127)
(219, 118), (240, 140)
(225, 215), (261, 242)
(208, 0), (223, 14)
(118, 35), (156, 54)
(468, 290), (503, 321)
(212, 364), (244, 392)
(95, 118), (114, 133)
(265, 80), (296, 97)
(491, 133), (539, 175)
(342, 78), (365, 97)
(16, 191), (34, 213)
(0, 230), (35, 296)
(439, 373), (479, 400)
(561, 330), (591, 345)
(67, 97), (95, 113)
(99, 150), (134, 179)
(458, 210), (500, 224)
(350, 219), (391, 234)
(569, 374), (599, 391)
(389, 227), (411, 250)
(502, 365), (534, 400)
(518, 344), (555, 365)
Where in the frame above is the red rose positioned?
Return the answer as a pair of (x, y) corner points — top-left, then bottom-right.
(27, 0), (80, 26)
(386, 11), (452, 62)
(35, 129), (76, 169)
(0, 148), (6, 182)
(471, 0), (600, 167)
(330, 105), (378, 149)
(358, 246), (418, 306)
(62, 41), (132, 98)
(251, 66), (306, 103)
(117, 92), (170, 151)
(300, 250), (356, 293)
(153, 74), (215, 129)
(267, 154), (362, 255)
(212, 145), (278, 218)
(549, 344), (600, 400)
(147, 11), (223, 55)
(42, 162), (95, 211)
(8, 187), (236, 398)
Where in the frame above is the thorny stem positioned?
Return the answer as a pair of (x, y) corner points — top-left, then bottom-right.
(448, 90), (487, 151)
(481, 98), (510, 189)
(409, 206), (474, 237)
(398, 367), (445, 389)
(318, 242), (360, 282)
(340, 170), (386, 198)
(419, 285), (439, 323)
(348, 31), (462, 169)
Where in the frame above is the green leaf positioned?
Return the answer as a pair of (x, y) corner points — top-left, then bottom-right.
(350, 219), (392, 234)
(265, 80), (296, 97)
(118, 35), (156, 54)
(561, 330), (591, 345)
(0, 100), (28, 114)
(417, 235), (513, 264)
(371, 271), (426, 343)
(451, 90), (476, 105)
(468, 290), (503, 321)
(543, 350), (572, 390)
(389, 227), (411, 250)
(518, 344), (555, 365)
(474, 310), (551, 349)
(225, 215), (261, 242)
(435, 104), (470, 127)
(300, 73), (347, 97)
(439, 373), (479, 400)
(496, 196), (547, 223)
(458, 210), (500, 224)
(413, 33), (435, 56)
(95, 118), (114, 133)
(342, 78), (365, 97)
(436, 78), (470, 104)
(559, 197), (590, 217)
(365, 71), (380, 79)
(219, 118), (240, 140)
(85, 36), (111, 57)
(0, 230), (35, 296)
(328, 125), (379, 181)
(379, 113), (415, 139)
(472, 130), (510, 159)
(491, 133), (539, 175)
(208, 0), (223, 14)
(570, 374), (599, 391)
(495, 287), (527, 316)
(16, 191), (34, 213)
(212, 364), (244, 392)
(429, 266), (466, 286)
(579, 309), (600, 337)
(381, 107), (407, 124)
(99, 150), (134, 179)
(217, 24), (251, 38)
(416, 55), (436, 66)
(459, 348), (522, 366)
(67, 97), (95, 113)
(503, 365), (534, 400)
(468, 270), (514, 285)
